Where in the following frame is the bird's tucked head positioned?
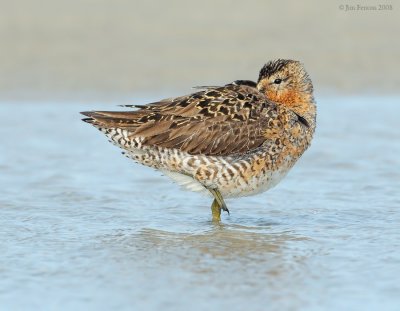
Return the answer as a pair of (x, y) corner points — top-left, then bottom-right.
(257, 59), (314, 110)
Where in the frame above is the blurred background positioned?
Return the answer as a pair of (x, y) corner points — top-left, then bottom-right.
(1, 1), (400, 311)
(1, 0), (399, 101)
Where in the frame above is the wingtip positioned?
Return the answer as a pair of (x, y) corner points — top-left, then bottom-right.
(81, 117), (94, 124)
(80, 111), (94, 117)
(80, 111), (97, 124)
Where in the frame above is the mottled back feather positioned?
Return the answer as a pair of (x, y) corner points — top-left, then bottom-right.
(81, 83), (287, 156)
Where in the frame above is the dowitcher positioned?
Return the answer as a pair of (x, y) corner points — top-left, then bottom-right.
(81, 59), (316, 221)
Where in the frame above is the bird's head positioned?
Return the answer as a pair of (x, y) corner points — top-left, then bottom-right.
(257, 59), (314, 108)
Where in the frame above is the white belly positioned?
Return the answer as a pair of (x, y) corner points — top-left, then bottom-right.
(220, 166), (291, 198)
(161, 166), (291, 199)
(161, 170), (210, 196)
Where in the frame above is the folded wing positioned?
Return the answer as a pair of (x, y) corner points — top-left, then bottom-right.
(81, 83), (279, 156)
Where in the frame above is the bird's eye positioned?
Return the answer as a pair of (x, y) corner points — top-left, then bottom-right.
(274, 78), (282, 84)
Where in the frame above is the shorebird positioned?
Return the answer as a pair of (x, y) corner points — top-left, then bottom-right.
(81, 59), (316, 221)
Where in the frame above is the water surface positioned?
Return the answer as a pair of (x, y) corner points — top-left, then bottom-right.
(0, 97), (399, 310)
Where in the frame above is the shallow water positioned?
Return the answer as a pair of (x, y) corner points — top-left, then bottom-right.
(0, 97), (399, 311)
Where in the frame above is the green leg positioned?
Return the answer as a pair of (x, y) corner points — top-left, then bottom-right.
(211, 199), (221, 222)
(208, 188), (229, 221)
